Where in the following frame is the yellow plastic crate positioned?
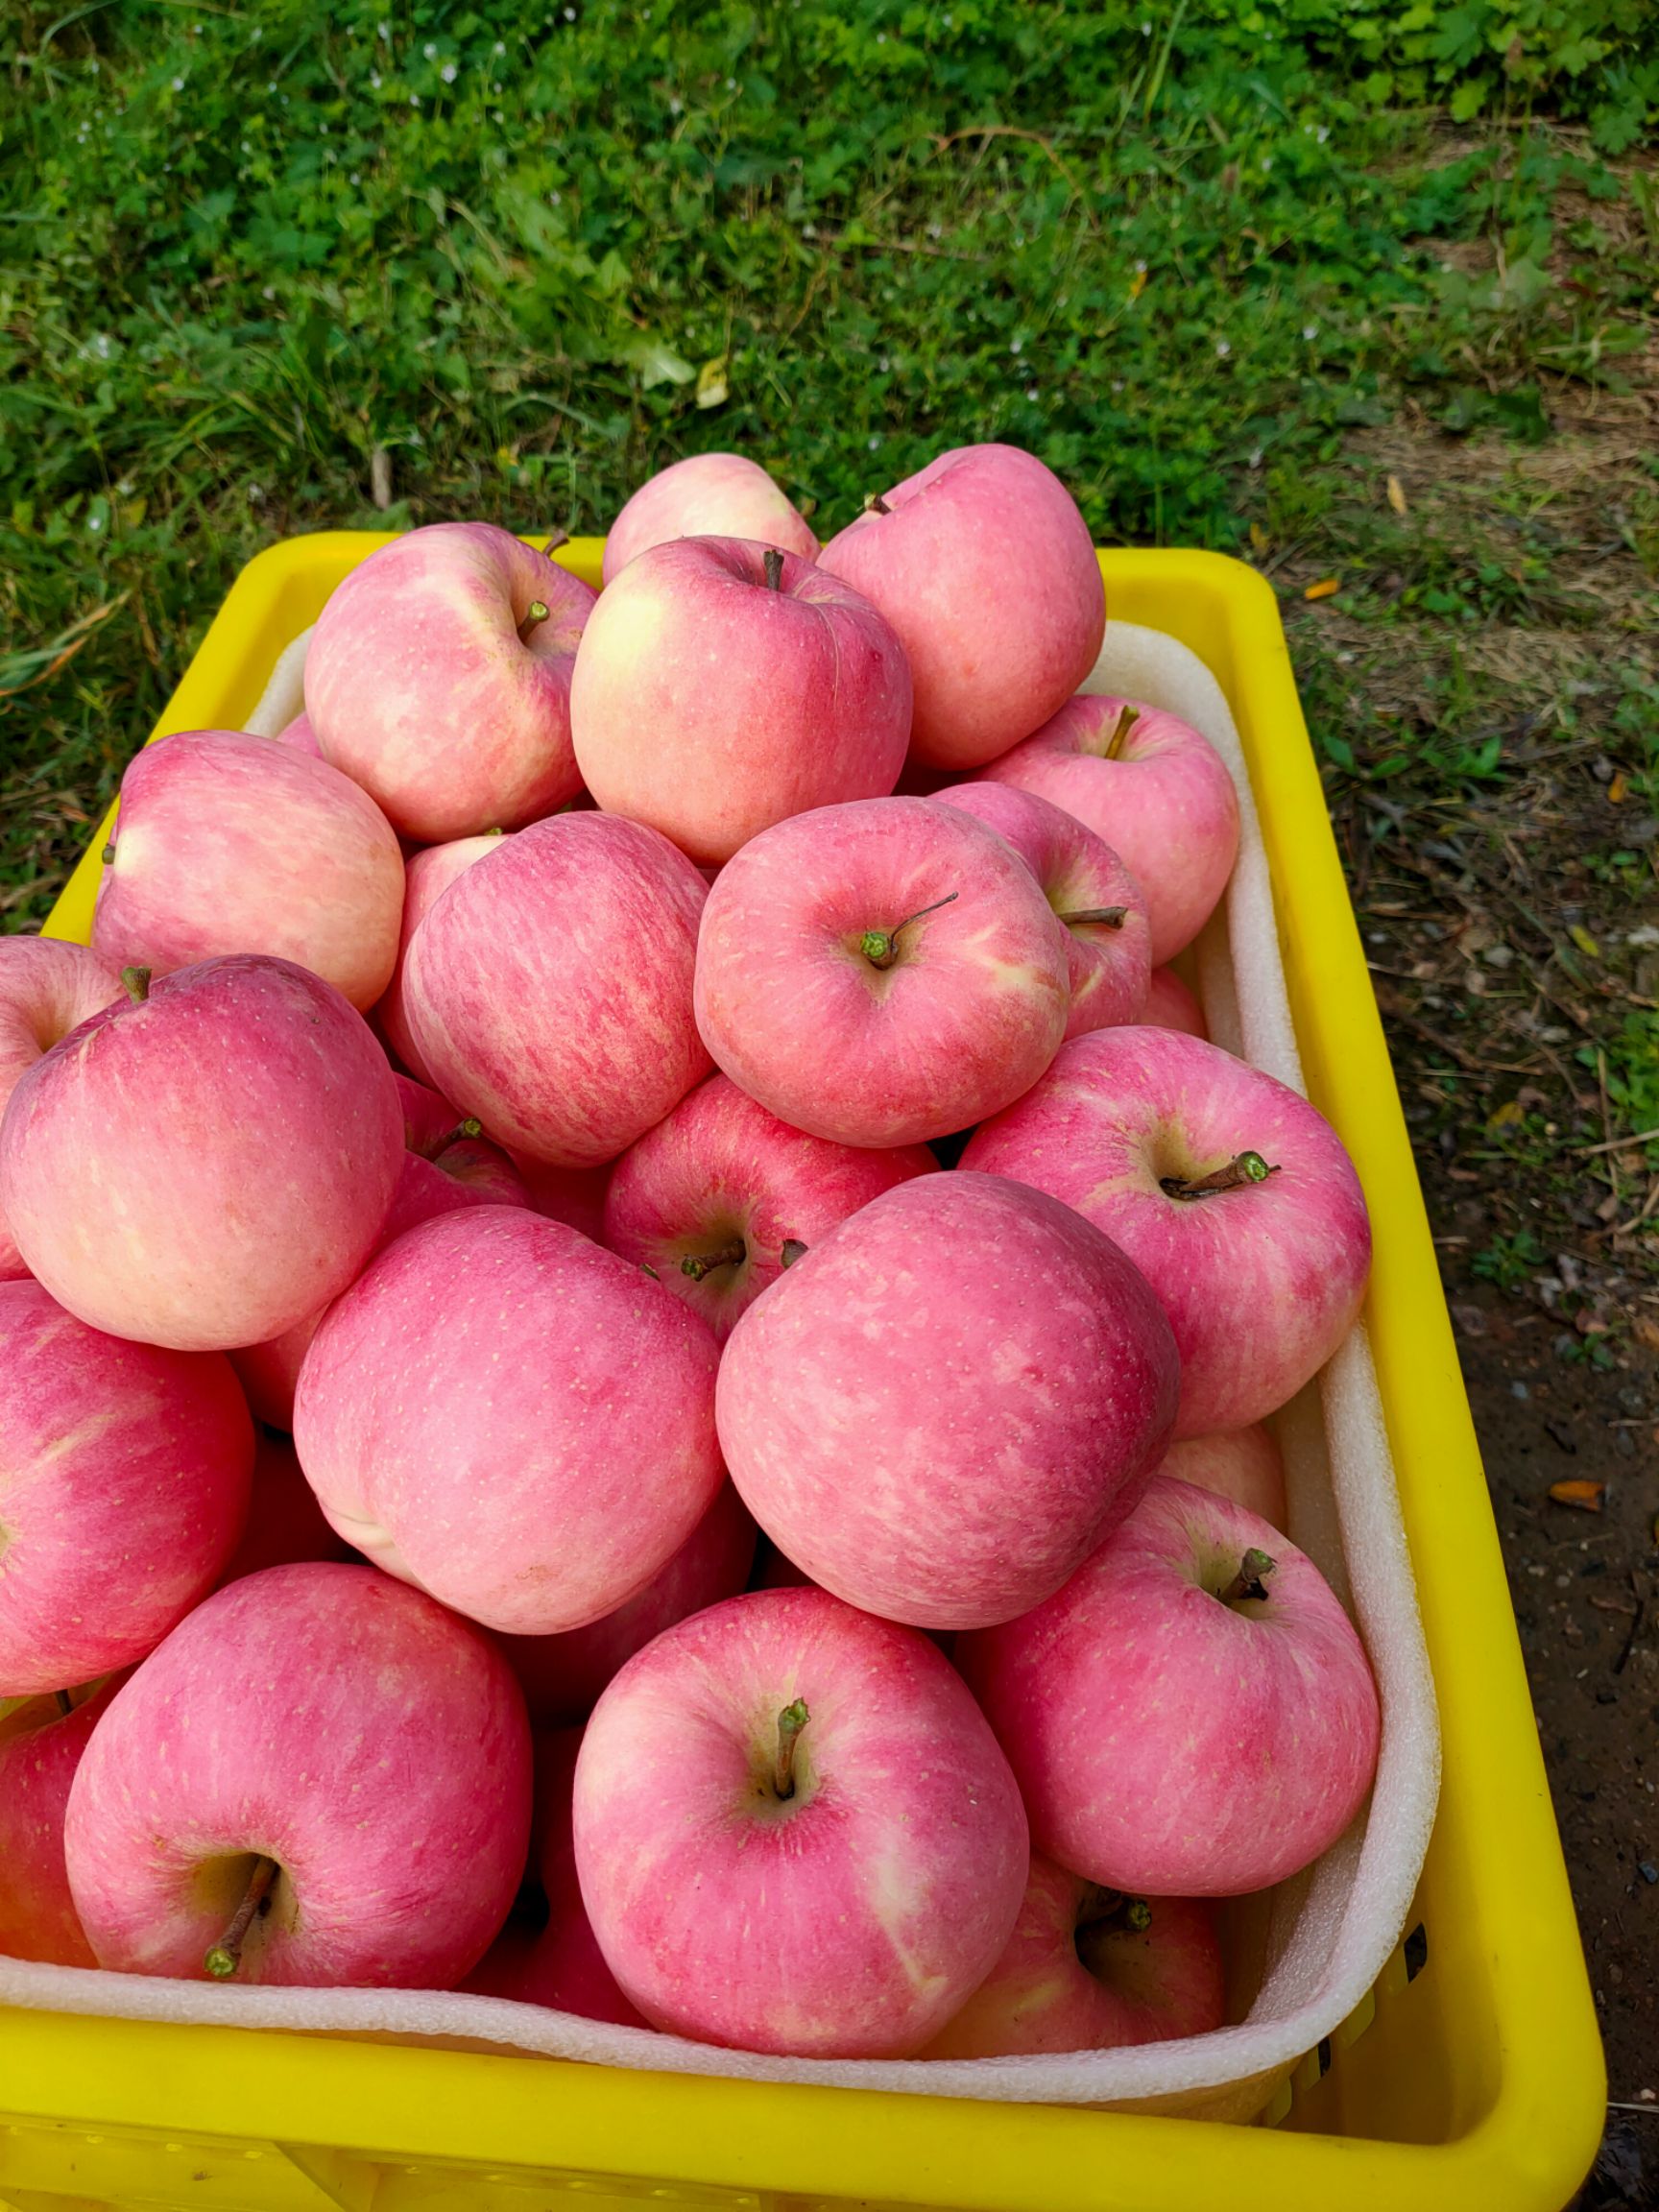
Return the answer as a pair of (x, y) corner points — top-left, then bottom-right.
(7, 535), (1602, 2212)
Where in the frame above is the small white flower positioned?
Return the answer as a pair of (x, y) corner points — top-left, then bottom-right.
(1010, 337), (1022, 354)
(1316, 124), (1329, 142)
(350, 172), (361, 184)
(1260, 156), (1272, 171)
(409, 92), (420, 105)
(1215, 339), (1231, 357)
(550, 190), (561, 204)
(1135, 257), (1147, 272)
(171, 76), (184, 90)
(493, 40), (506, 54)
(1302, 323), (1317, 339)
(492, 81), (502, 92)
(1141, 17), (1151, 31)
(88, 512), (105, 532)
(378, 20), (391, 40)
(1111, 378), (1125, 394)
(725, 75), (735, 87)
(370, 71), (381, 86)
(263, 284), (276, 298)
(423, 41), (437, 58)
(669, 95), (683, 112)
(1025, 387), (1039, 402)
(1247, 445), (1262, 467)
(249, 484), (265, 504)
(877, 30), (885, 40)
(867, 435), (879, 449)
(926, 221), (942, 239)
(803, 222), (816, 237)
(441, 60), (456, 82)
(878, 356), (891, 372)
(565, 7), (576, 16)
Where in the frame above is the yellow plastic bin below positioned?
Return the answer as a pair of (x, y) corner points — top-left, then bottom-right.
(5, 536), (1603, 2212)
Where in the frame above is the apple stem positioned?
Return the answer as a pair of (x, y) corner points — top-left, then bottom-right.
(120, 966), (152, 1006)
(203, 1855), (278, 1979)
(773, 1699), (809, 1800)
(1056, 906), (1128, 929)
(682, 1236), (746, 1283)
(544, 526), (570, 553)
(863, 493), (892, 517)
(517, 600), (550, 644)
(859, 891), (960, 970)
(1102, 703), (1141, 761)
(780, 1238), (807, 1269)
(439, 1118), (483, 1150)
(1161, 1150), (1280, 1200)
(101, 842), (116, 865)
(639, 1262), (660, 1281)
(53, 1689), (73, 1719)
(762, 548), (784, 591)
(1217, 1548), (1277, 1604)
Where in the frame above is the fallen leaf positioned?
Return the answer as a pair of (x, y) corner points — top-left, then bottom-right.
(1634, 1315), (1659, 1352)
(1386, 473), (1407, 516)
(1487, 1099), (1525, 1131)
(1609, 773), (1627, 805)
(1128, 267), (1148, 301)
(1249, 521), (1269, 554)
(1304, 577), (1340, 601)
(1569, 924), (1601, 960)
(1549, 1479), (1605, 1513)
(1590, 1595), (1639, 1616)
(695, 356), (731, 410)
(1452, 1304), (1487, 1336)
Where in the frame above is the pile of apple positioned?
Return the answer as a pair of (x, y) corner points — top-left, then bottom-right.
(0, 445), (1382, 2066)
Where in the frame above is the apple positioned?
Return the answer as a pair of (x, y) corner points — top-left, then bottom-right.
(921, 1857), (1224, 2057)
(404, 812), (711, 1167)
(716, 1172), (1178, 1630)
(0, 1675), (127, 1967)
(462, 1729), (648, 2026)
(931, 781), (1151, 1039)
(496, 1481), (757, 1727)
(1, 956), (404, 1352)
(0, 1278), (253, 1695)
(602, 455), (818, 584)
(962, 1025), (1371, 1436)
(273, 710), (324, 758)
(219, 1430), (356, 1582)
(0, 936), (123, 1280)
(569, 538), (911, 867)
(91, 729), (405, 1011)
(601, 1071), (936, 1341)
(376, 830), (503, 1084)
(230, 1073), (527, 1430)
(293, 1206), (723, 1635)
(817, 444), (1104, 771)
(65, 1563), (532, 1985)
(694, 797), (1070, 1148)
(958, 1476), (1381, 1896)
(1158, 1424), (1286, 1528)
(572, 1586), (1030, 2056)
(1144, 965), (1208, 1039)
(306, 522), (597, 842)
(978, 694), (1240, 964)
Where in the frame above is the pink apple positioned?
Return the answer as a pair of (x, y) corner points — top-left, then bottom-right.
(1144, 965), (1208, 1039)
(0, 1676), (127, 1967)
(496, 1481), (757, 1727)
(405, 812), (710, 1167)
(957, 1477), (1381, 1896)
(376, 831), (503, 1084)
(817, 444), (1104, 771)
(0, 937), (123, 1280)
(0, 1278), (253, 1695)
(219, 1430), (355, 1583)
(1, 956), (404, 1352)
(979, 695), (1240, 964)
(602, 1071), (936, 1341)
(570, 538), (910, 867)
(91, 730), (405, 1011)
(572, 1586), (1029, 2056)
(293, 1207), (723, 1635)
(273, 710), (324, 758)
(306, 522), (596, 842)
(230, 1073), (527, 1430)
(1158, 1425), (1286, 1528)
(65, 1563), (532, 1985)
(931, 781), (1151, 1039)
(694, 797), (1070, 1148)
(463, 1729), (647, 2026)
(602, 455), (818, 584)
(921, 1857), (1224, 2057)
(716, 1172), (1178, 1630)
(963, 1026), (1370, 1436)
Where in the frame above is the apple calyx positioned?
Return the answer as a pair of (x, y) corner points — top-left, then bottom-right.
(762, 548), (785, 592)
(1216, 1548), (1277, 1604)
(780, 1238), (807, 1269)
(119, 966), (152, 1006)
(863, 493), (892, 517)
(859, 891), (960, 971)
(681, 1236), (747, 1283)
(203, 1854), (278, 1979)
(517, 600), (550, 645)
(773, 1698), (809, 1800)
(1056, 906), (1128, 930)
(1101, 703), (1141, 761)
(1161, 1150), (1280, 1201)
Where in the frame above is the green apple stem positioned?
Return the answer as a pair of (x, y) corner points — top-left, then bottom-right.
(1217, 1548), (1277, 1604)
(517, 599), (550, 644)
(120, 966), (152, 1006)
(53, 1689), (73, 1719)
(1056, 906), (1128, 929)
(1101, 703), (1141, 760)
(762, 548), (784, 591)
(863, 493), (892, 516)
(859, 891), (960, 971)
(1161, 1150), (1280, 1200)
(682, 1237), (746, 1283)
(203, 1855), (278, 1979)
(773, 1698), (809, 1800)
(439, 1118), (483, 1150)
(780, 1238), (808, 1269)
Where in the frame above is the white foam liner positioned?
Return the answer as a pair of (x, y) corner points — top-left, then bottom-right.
(2, 621), (1440, 2126)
